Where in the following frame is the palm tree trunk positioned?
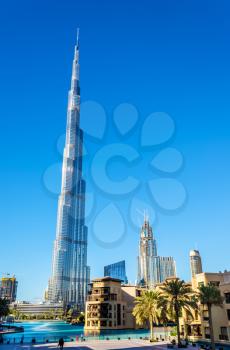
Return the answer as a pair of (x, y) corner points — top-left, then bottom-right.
(208, 304), (215, 350)
(175, 306), (181, 346)
(149, 316), (154, 341)
(164, 325), (167, 340)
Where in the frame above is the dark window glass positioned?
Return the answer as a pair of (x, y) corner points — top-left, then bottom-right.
(227, 309), (230, 320)
(225, 293), (230, 303)
(210, 281), (220, 287)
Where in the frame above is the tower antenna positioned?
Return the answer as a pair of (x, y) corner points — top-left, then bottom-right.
(136, 209), (149, 223)
(76, 28), (80, 48)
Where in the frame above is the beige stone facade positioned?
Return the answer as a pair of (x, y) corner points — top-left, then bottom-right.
(84, 277), (144, 334)
(180, 272), (230, 342)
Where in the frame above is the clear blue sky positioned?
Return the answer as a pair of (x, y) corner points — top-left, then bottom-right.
(1, 0), (230, 301)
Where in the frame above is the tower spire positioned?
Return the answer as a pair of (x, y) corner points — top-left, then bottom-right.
(74, 28), (80, 62)
(76, 28), (80, 49)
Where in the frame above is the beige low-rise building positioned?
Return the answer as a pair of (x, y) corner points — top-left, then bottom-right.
(181, 271), (230, 342)
(10, 301), (63, 317)
(84, 277), (144, 333)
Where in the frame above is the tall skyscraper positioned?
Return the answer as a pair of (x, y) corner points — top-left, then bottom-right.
(137, 218), (158, 287)
(0, 275), (18, 302)
(104, 260), (128, 284)
(48, 32), (90, 310)
(190, 250), (203, 278)
(137, 218), (176, 287)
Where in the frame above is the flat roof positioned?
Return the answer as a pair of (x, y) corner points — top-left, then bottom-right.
(92, 276), (122, 283)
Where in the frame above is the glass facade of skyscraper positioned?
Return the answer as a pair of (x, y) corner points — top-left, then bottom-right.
(190, 250), (203, 278)
(137, 219), (176, 287)
(157, 256), (176, 283)
(137, 219), (158, 286)
(48, 34), (90, 310)
(104, 261), (128, 284)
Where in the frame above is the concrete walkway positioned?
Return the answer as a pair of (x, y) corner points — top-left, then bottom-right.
(0, 341), (197, 350)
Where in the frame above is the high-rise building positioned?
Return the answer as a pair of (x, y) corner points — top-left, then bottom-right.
(48, 32), (90, 309)
(190, 249), (202, 278)
(137, 219), (157, 287)
(0, 275), (18, 302)
(104, 260), (128, 284)
(156, 256), (176, 283)
(137, 218), (176, 287)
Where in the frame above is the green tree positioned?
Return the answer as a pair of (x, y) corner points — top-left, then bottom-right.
(198, 283), (223, 350)
(133, 290), (163, 341)
(9, 308), (21, 320)
(158, 297), (170, 340)
(64, 307), (73, 321)
(160, 278), (197, 346)
(0, 298), (10, 318)
(77, 312), (85, 323)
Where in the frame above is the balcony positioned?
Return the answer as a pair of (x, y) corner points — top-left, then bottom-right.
(90, 288), (110, 296)
(219, 335), (229, 341)
(87, 294), (117, 302)
(87, 312), (109, 319)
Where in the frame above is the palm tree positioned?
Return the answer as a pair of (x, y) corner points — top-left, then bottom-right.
(158, 297), (170, 340)
(160, 278), (197, 346)
(0, 298), (10, 319)
(198, 283), (223, 350)
(132, 290), (163, 341)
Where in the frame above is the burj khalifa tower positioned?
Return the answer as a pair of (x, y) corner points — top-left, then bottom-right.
(48, 32), (90, 309)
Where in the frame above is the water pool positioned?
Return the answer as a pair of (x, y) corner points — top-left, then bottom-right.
(2, 321), (84, 343)
(2, 321), (171, 344)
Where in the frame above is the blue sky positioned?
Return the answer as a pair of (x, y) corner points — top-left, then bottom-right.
(0, 0), (230, 301)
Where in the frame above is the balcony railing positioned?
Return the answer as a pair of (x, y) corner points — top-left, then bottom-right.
(87, 294), (117, 302)
(90, 288), (110, 295)
(219, 335), (229, 341)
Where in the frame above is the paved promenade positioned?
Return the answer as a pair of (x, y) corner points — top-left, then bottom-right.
(0, 341), (197, 350)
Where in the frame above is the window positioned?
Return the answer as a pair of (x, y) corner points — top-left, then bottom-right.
(205, 327), (210, 339)
(227, 309), (230, 320)
(220, 327), (227, 336)
(220, 327), (229, 341)
(225, 293), (230, 304)
(117, 304), (121, 326)
(210, 281), (220, 287)
(195, 310), (199, 320)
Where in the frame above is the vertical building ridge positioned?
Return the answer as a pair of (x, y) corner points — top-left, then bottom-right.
(48, 32), (90, 310)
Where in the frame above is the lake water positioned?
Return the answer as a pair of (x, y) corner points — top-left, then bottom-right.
(3, 321), (84, 343)
(2, 321), (171, 343)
